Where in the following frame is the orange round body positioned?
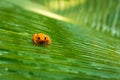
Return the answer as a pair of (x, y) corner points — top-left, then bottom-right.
(33, 33), (51, 45)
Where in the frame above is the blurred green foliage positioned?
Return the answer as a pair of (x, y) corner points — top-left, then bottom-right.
(0, 0), (120, 80)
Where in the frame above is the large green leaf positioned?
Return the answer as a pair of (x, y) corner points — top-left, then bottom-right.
(0, 0), (120, 80)
(35, 0), (120, 37)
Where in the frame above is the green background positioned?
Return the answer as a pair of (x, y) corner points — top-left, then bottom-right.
(0, 0), (120, 80)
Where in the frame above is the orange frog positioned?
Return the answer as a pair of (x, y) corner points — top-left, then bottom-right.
(33, 33), (51, 45)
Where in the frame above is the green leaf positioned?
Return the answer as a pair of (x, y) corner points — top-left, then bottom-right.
(0, 0), (120, 80)
(35, 0), (120, 37)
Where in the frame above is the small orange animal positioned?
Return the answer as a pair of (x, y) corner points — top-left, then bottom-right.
(33, 33), (51, 45)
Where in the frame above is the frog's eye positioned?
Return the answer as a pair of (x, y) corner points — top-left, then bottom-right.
(38, 37), (40, 40)
(44, 37), (46, 40)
